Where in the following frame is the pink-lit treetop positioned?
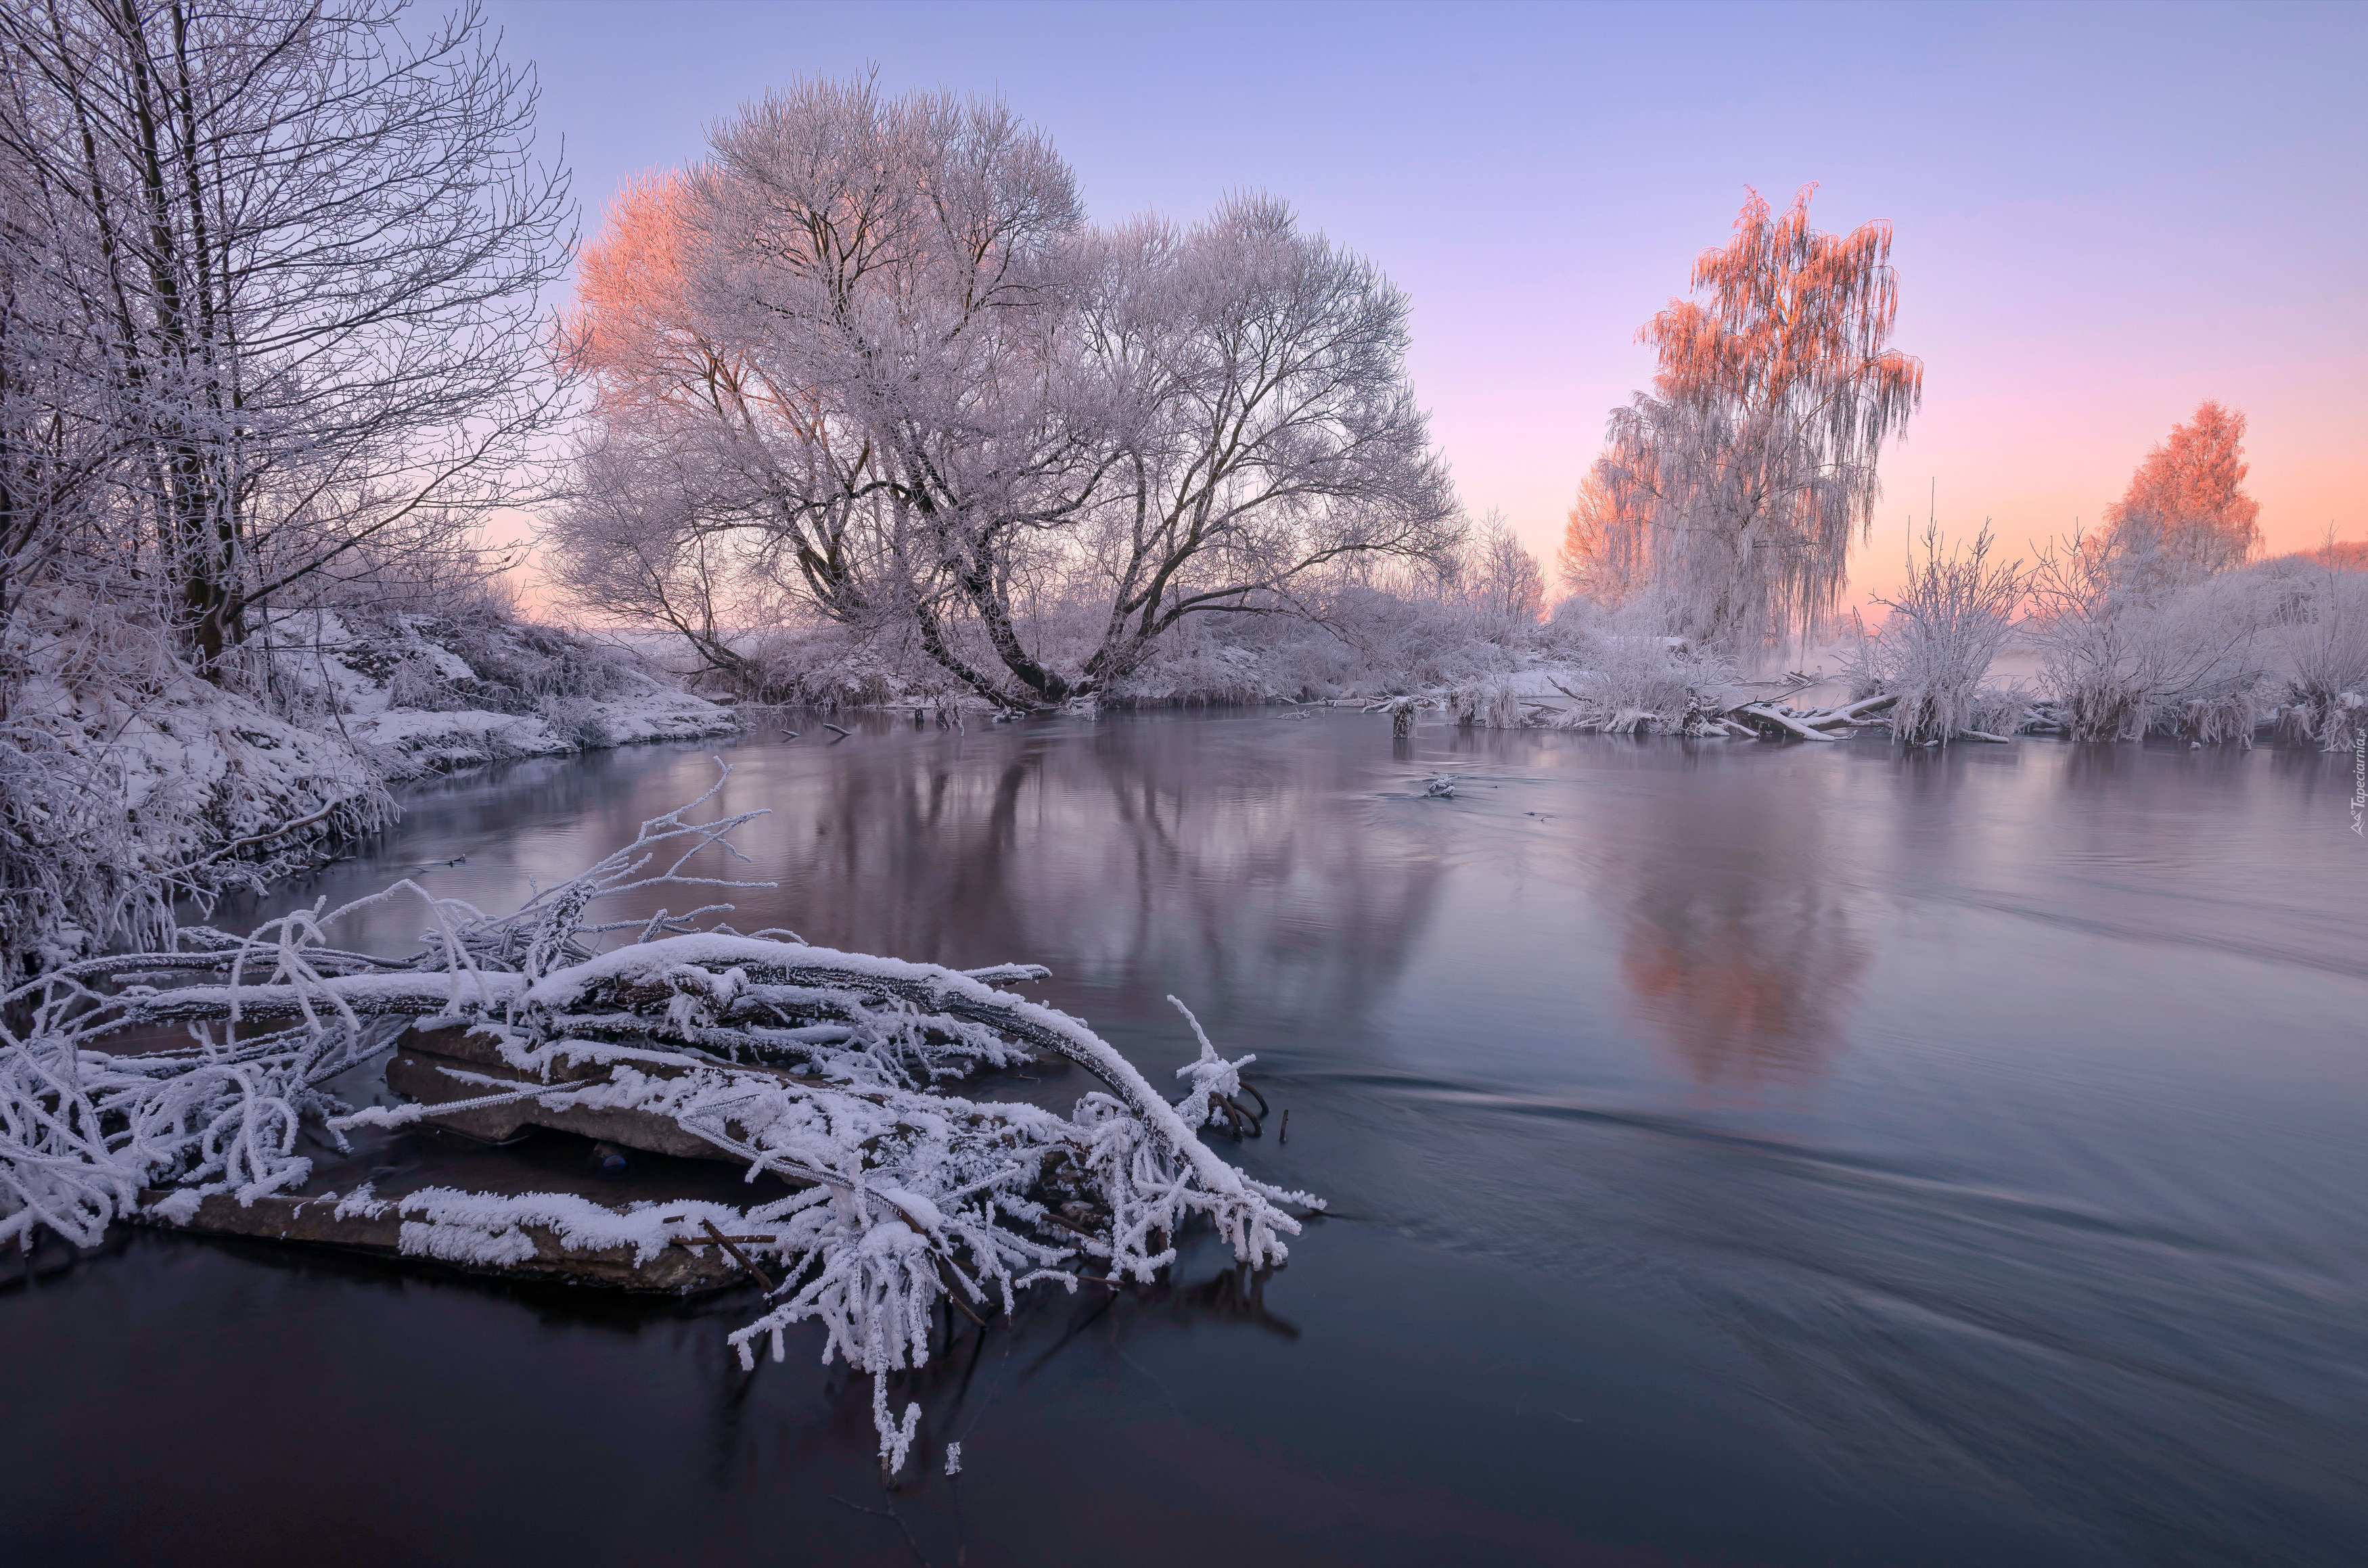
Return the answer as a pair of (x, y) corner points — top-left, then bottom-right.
(1643, 185), (1923, 450)
(2103, 399), (2262, 575)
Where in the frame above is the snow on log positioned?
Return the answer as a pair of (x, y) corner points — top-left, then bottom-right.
(1734, 703), (1842, 741)
(1833, 693), (1901, 721)
(137, 1186), (756, 1293)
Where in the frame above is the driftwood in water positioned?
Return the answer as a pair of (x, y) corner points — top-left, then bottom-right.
(135, 1186), (750, 1293)
(1733, 702), (1842, 741)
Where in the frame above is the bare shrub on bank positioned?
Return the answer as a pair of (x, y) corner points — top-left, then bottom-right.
(1845, 522), (2025, 745)
(2025, 529), (2271, 743)
(1547, 593), (1735, 735)
(2269, 545), (2368, 750)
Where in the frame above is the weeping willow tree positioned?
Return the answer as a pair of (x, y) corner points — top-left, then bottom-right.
(1583, 187), (1923, 654)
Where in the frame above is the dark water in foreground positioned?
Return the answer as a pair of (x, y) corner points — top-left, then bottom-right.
(9, 712), (2365, 1567)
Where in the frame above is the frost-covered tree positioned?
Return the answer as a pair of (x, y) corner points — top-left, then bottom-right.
(1557, 468), (1648, 607)
(0, 0), (569, 674)
(1587, 187), (1923, 653)
(0, 1), (564, 972)
(553, 76), (1461, 709)
(1465, 516), (1544, 627)
(2102, 399), (2262, 580)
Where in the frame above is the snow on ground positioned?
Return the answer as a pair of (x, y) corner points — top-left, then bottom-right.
(1, 605), (742, 969)
(340, 688), (737, 777)
(271, 609), (740, 779)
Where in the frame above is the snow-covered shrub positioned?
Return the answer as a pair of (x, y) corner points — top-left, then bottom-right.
(381, 647), (473, 712)
(1966, 685), (2039, 738)
(1844, 523), (2024, 745)
(0, 635), (394, 974)
(1447, 676), (1524, 729)
(536, 696), (616, 752)
(329, 582), (645, 719)
(2264, 550), (2368, 750)
(1547, 594), (1734, 734)
(253, 601), (737, 780)
(2026, 530), (2271, 743)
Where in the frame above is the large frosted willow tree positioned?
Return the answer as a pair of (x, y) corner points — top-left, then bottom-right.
(0, 0), (569, 674)
(552, 76), (1461, 709)
(1577, 187), (1922, 652)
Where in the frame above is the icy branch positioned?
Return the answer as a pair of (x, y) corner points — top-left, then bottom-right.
(0, 763), (1318, 1473)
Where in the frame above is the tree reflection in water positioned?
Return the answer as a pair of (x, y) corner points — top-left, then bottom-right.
(1609, 777), (1871, 1093)
(249, 712), (1457, 1068)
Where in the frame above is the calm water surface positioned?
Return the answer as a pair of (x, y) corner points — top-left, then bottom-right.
(9, 712), (2365, 1567)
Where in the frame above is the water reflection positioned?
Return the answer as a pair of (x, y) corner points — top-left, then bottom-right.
(1604, 768), (1872, 1093)
(1619, 884), (1869, 1091)
(252, 714), (1459, 1061)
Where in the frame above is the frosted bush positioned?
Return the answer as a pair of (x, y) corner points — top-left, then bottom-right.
(2026, 530), (2271, 743)
(1447, 676), (1524, 729)
(1966, 685), (2039, 739)
(536, 695), (616, 751)
(0, 591), (394, 974)
(1547, 594), (1733, 735)
(1844, 523), (2024, 745)
(2266, 551), (2368, 750)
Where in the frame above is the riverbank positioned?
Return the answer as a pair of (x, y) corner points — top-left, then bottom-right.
(1, 603), (737, 971)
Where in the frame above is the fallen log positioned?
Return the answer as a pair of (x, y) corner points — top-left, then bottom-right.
(133, 1188), (754, 1294)
(1823, 692), (1899, 722)
(384, 1023), (777, 1163)
(1734, 703), (1842, 741)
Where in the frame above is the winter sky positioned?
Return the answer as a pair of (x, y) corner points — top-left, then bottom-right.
(483, 0), (2364, 604)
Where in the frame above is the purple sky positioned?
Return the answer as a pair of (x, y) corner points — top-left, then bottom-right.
(482, 0), (2365, 601)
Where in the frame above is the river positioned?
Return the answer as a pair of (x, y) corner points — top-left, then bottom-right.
(8, 710), (2364, 1566)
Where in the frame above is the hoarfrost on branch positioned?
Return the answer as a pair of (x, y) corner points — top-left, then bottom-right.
(0, 765), (1319, 1471)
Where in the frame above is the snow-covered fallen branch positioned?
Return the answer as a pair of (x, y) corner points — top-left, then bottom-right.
(1, 763), (1319, 1473)
(1733, 702), (1842, 742)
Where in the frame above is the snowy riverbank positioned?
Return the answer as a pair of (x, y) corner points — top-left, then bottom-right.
(277, 609), (741, 779)
(1, 603), (739, 971)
